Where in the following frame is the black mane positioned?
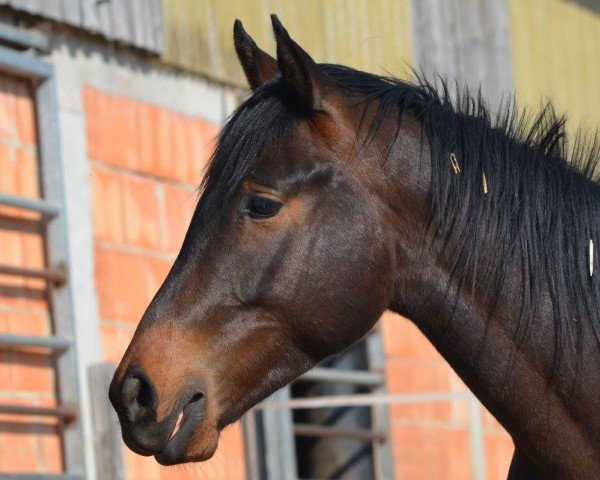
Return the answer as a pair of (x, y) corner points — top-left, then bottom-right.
(202, 64), (600, 375)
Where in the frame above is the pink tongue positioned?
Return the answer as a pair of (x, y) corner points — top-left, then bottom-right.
(170, 412), (184, 439)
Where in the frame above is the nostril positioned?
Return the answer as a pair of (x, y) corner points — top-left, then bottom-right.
(120, 369), (158, 421)
(122, 376), (141, 405)
(136, 375), (154, 408)
(189, 392), (204, 404)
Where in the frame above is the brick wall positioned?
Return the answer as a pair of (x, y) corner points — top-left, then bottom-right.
(83, 86), (246, 480)
(0, 74), (63, 473)
(381, 312), (515, 479)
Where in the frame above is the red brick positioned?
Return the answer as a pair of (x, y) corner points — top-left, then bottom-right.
(95, 246), (148, 323)
(105, 96), (139, 169)
(483, 406), (507, 433)
(101, 323), (134, 364)
(381, 311), (441, 360)
(16, 147), (40, 200)
(154, 109), (174, 179)
(392, 424), (470, 480)
(83, 85), (106, 161)
(199, 120), (219, 158)
(39, 429), (63, 473)
(0, 142), (17, 195)
(5, 310), (50, 336)
(0, 422), (39, 472)
(485, 432), (514, 480)
(137, 102), (159, 175)
(0, 76), (17, 138)
(170, 114), (191, 183)
(0, 145), (39, 217)
(386, 358), (455, 421)
(91, 166), (125, 243)
(14, 79), (36, 144)
(144, 256), (172, 298)
(3, 310), (53, 394)
(163, 184), (196, 252)
(122, 174), (161, 249)
(95, 246), (170, 324)
(9, 351), (54, 392)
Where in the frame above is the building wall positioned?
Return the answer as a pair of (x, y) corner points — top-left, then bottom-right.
(510, 0), (600, 135)
(162, 0), (414, 87)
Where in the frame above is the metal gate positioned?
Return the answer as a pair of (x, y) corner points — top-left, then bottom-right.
(0, 22), (85, 479)
(243, 328), (395, 480)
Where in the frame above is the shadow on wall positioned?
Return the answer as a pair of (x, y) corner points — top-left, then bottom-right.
(565, 0), (600, 16)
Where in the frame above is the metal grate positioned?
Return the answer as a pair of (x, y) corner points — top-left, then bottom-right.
(0, 22), (85, 479)
(243, 328), (395, 480)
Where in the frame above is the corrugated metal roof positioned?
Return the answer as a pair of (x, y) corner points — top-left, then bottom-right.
(0, 0), (164, 54)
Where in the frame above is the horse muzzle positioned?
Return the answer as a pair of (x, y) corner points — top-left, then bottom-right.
(108, 365), (208, 465)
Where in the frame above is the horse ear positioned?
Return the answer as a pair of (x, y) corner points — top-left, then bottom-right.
(234, 19), (279, 91)
(270, 14), (338, 112)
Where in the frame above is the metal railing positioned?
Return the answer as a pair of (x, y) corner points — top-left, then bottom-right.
(255, 388), (487, 480)
(0, 22), (85, 479)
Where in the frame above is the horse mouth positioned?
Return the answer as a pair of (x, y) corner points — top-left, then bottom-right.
(154, 393), (208, 465)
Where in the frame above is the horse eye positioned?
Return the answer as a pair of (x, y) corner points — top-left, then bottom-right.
(245, 195), (282, 219)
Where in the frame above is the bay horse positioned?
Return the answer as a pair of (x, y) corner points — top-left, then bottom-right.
(109, 15), (600, 479)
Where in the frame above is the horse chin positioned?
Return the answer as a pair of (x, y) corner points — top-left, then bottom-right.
(154, 423), (219, 465)
(153, 403), (219, 466)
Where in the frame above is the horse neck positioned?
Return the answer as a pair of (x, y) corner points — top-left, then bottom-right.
(383, 117), (600, 476)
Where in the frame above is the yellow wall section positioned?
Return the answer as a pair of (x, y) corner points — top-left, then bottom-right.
(510, 0), (600, 137)
(162, 0), (414, 88)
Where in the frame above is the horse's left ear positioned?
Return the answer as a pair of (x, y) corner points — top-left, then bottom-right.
(271, 14), (340, 113)
(234, 19), (279, 91)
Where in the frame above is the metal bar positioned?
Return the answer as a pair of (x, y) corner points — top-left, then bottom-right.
(0, 192), (60, 217)
(242, 411), (263, 480)
(35, 70), (86, 476)
(468, 393), (487, 480)
(0, 475), (83, 480)
(259, 391), (471, 410)
(0, 403), (77, 421)
(0, 45), (52, 78)
(89, 363), (125, 480)
(262, 387), (298, 480)
(366, 327), (395, 480)
(0, 333), (71, 350)
(298, 367), (384, 387)
(293, 423), (388, 442)
(0, 22), (49, 52)
(0, 264), (67, 283)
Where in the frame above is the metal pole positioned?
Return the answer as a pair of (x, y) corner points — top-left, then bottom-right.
(298, 367), (384, 386)
(0, 192), (59, 216)
(0, 333), (71, 350)
(259, 391), (470, 410)
(468, 392), (487, 480)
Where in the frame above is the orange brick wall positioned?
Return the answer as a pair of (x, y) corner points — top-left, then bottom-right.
(381, 312), (514, 479)
(0, 74), (63, 473)
(83, 86), (246, 480)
